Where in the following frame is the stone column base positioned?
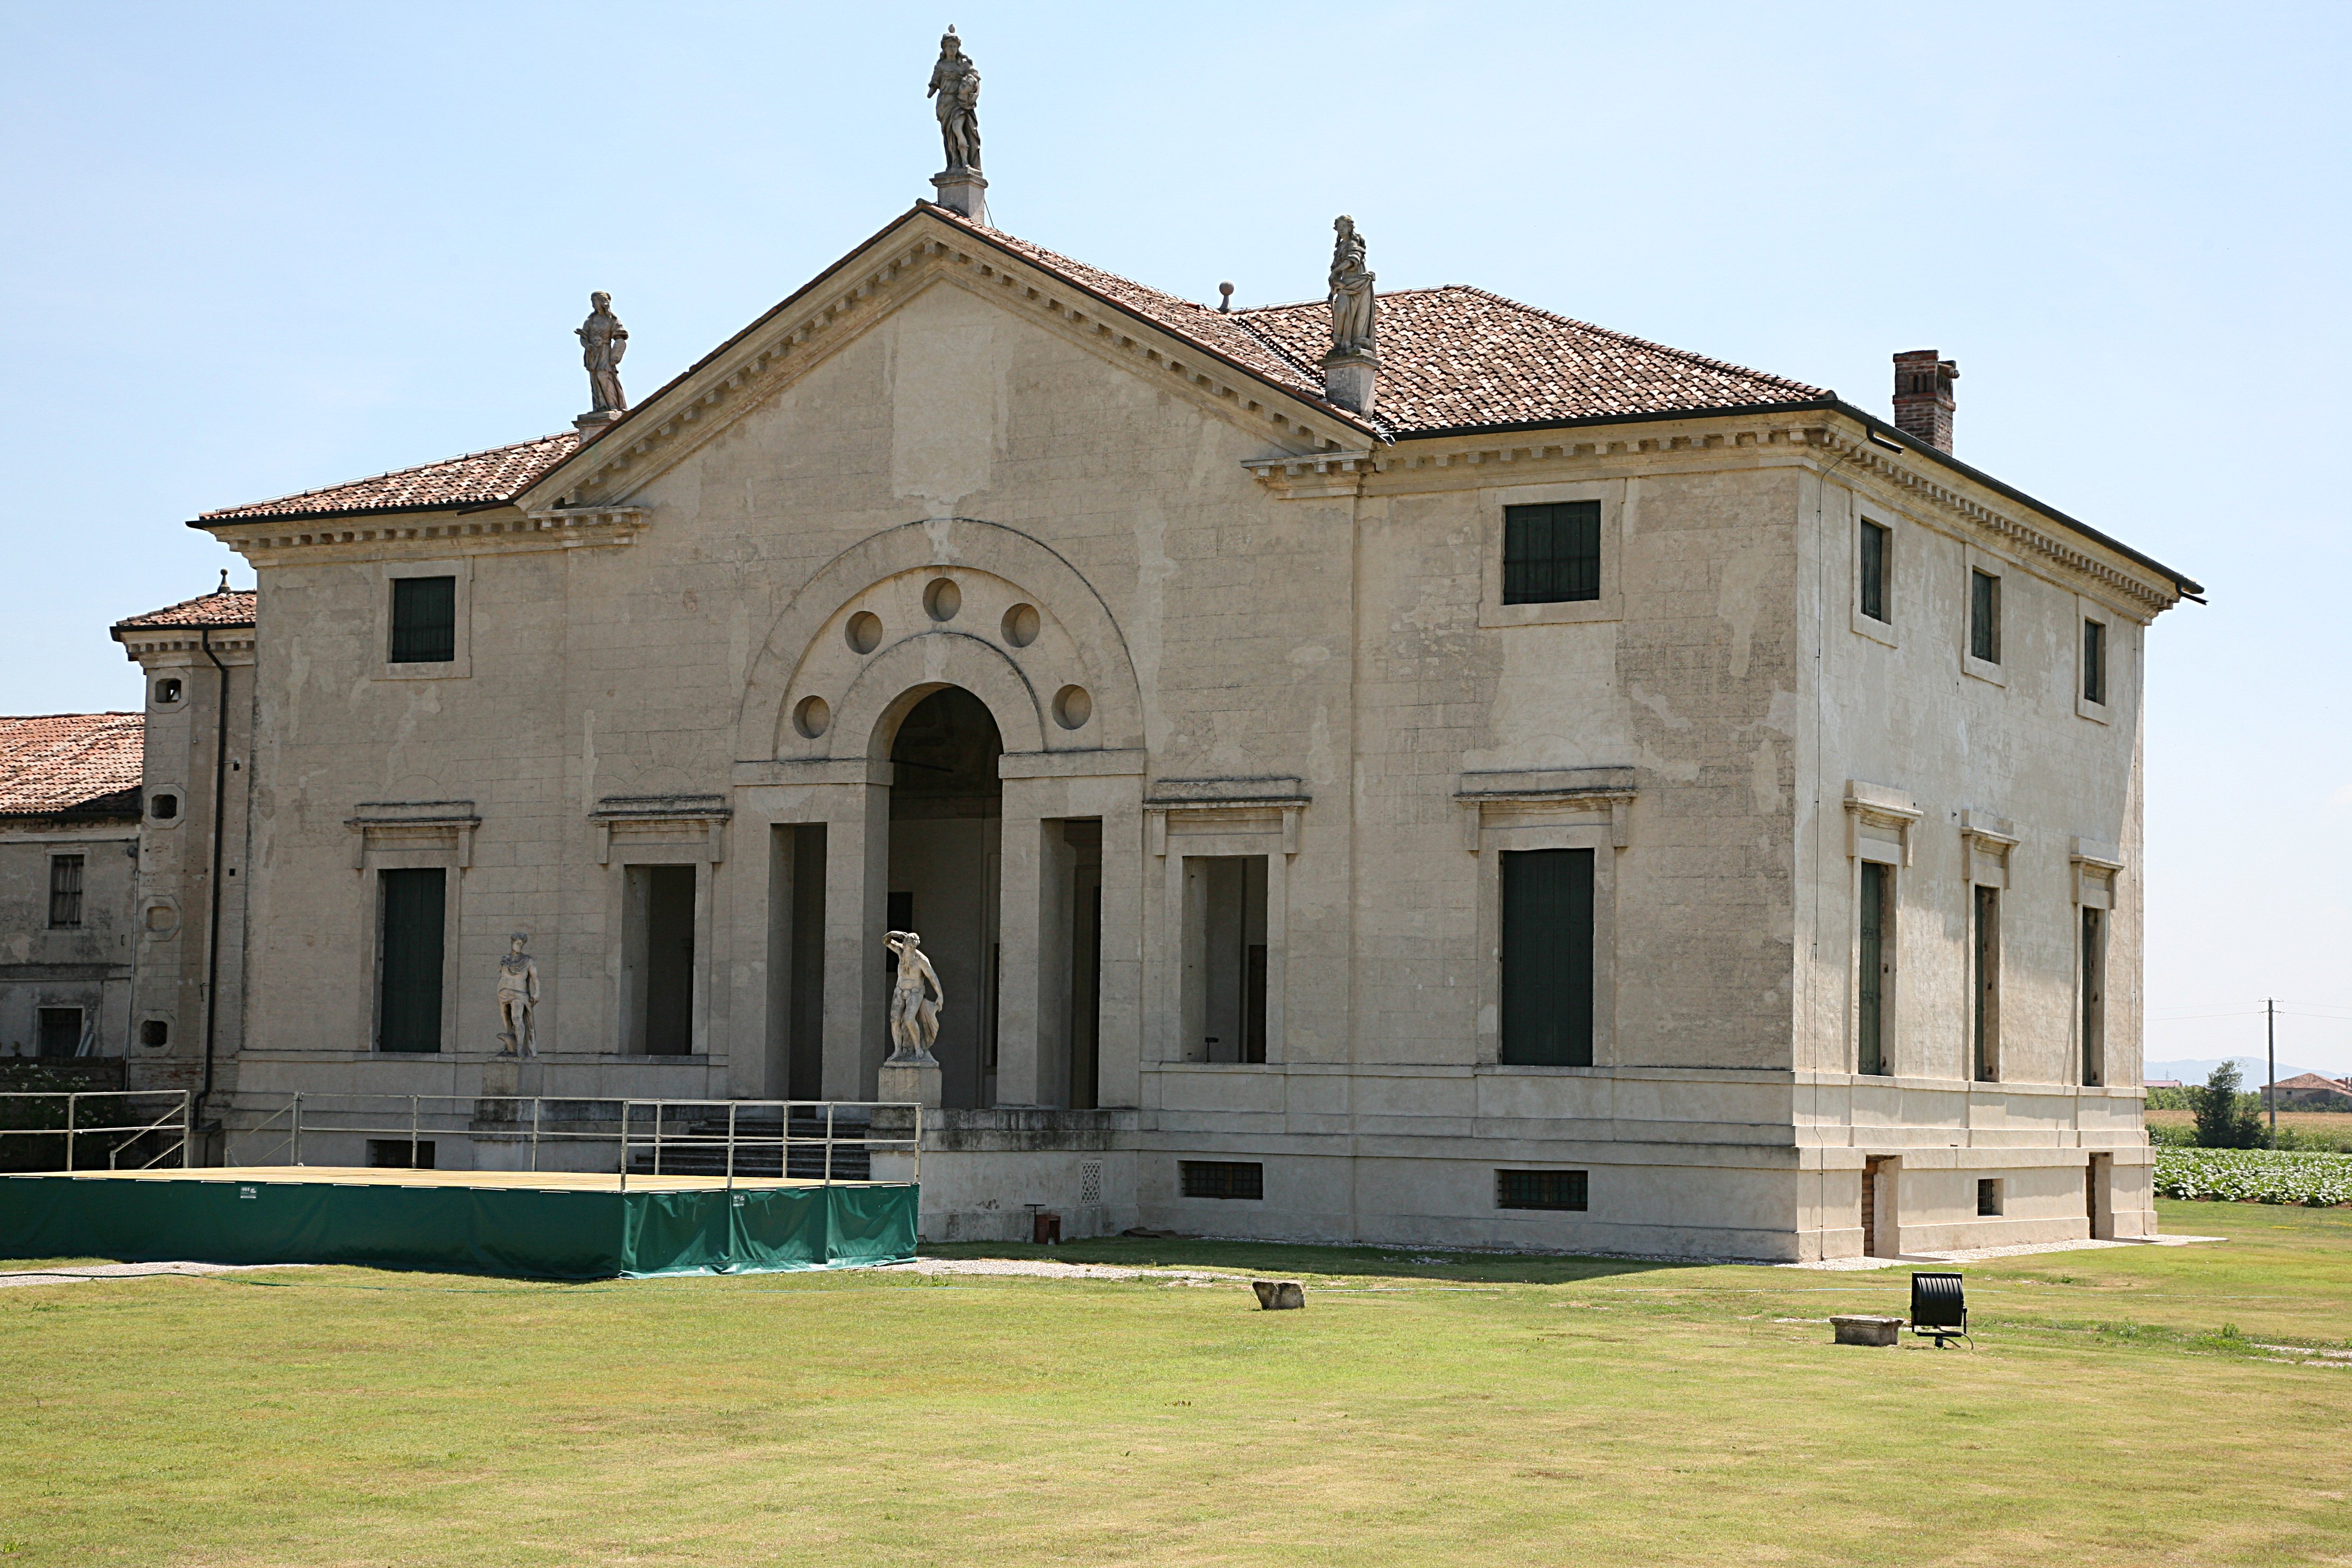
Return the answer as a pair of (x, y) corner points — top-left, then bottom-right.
(1321, 349), (1380, 415)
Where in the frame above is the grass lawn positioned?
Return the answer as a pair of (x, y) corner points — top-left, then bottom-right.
(4, 1199), (2348, 1567)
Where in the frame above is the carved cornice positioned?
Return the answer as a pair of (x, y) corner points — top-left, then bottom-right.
(209, 505), (647, 565)
(1818, 430), (2174, 617)
(116, 629), (256, 662)
(346, 800), (481, 870)
(1143, 776), (1310, 857)
(531, 213), (1359, 512)
(591, 794), (731, 865)
(1454, 767), (1637, 850)
(1844, 780), (1921, 865)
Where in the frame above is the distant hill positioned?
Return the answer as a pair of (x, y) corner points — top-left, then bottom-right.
(2147, 1056), (2327, 1086)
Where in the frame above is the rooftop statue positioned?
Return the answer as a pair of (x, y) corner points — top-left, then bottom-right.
(1328, 216), (1376, 359)
(927, 27), (982, 172)
(576, 291), (629, 415)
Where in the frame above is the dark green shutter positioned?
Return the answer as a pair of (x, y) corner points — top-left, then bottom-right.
(390, 577), (457, 663)
(1502, 502), (1602, 605)
(644, 865), (697, 1055)
(1857, 862), (1887, 1075)
(1500, 849), (1594, 1066)
(377, 869), (445, 1053)
(1859, 522), (1888, 622)
(2083, 619), (2105, 704)
(1970, 571), (1999, 663)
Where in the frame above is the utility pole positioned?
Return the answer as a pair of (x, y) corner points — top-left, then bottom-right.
(2267, 997), (2277, 1146)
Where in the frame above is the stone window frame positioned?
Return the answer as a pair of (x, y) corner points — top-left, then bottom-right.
(1851, 512), (1899, 648)
(1151, 810), (1294, 1068)
(593, 797), (731, 1060)
(2076, 594), (2115, 724)
(348, 802), (478, 1057)
(1960, 544), (2007, 688)
(1458, 770), (1633, 1072)
(1844, 781), (1920, 1079)
(379, 557), (473, 681)
(2071, 836), (2123, 1089)
(1476, 477), (1626, 629)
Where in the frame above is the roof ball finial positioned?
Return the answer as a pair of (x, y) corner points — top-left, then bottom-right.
(1219, 282), (1235, 313)
(216, 569), (230, 594)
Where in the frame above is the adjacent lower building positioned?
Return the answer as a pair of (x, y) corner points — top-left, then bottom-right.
(43, 176), (2199, 1259)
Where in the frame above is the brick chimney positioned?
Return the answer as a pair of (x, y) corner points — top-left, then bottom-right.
(1892, 350), (1958, 452)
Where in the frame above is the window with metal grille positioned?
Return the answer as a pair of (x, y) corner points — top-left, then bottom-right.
(1857, 861), (1892, 1076)
(377, 867), (446, 1053)
(1496, 1168), (1587, 1211)
(1500, 848), (1594, 1066)
(1502, 501), (1601, 605)
(1969, 570), (2001, 664)
(389, 576), (457, 663)
(1977, 1178), (2003, 1216)
(1858, 520), (1891, 623)
(47, 855), (84, 928)
(1179, 1160), (1263, 1200)
(2082, 618), (2106, 705)
(367, 1138), (436, 1170)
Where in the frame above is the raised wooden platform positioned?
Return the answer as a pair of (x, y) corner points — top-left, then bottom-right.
(0, 1165), (916, 1280)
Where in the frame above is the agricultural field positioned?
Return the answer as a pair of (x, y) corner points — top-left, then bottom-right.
(2156, 1146), (2352, 1204)
(4, 1200), (2349, 1567)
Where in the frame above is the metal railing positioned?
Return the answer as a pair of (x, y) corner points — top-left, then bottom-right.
(216, 1093), (920, 1188)
(0, 1091), (192, 1173)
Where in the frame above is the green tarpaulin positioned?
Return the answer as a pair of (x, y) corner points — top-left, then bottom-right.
(0, 1175), (917, 1281)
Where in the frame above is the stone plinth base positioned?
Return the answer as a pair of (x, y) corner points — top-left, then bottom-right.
(1321, 349), (1379, 414)
(574, 409), (624, 445)
(876, 1054), (943, 1110)
(930, 169), (989, 224)
(1831, 1315), (1902, 1347)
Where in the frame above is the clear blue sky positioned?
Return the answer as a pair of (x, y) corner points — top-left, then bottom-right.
(4, 2), (2346, 1070)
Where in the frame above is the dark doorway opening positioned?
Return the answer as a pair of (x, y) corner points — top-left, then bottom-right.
(768, 823), (828, 1099)
(626, 864), (697, 1055)
(887, 688), (1002, 1110)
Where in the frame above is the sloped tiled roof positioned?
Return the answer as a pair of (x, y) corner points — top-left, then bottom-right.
(200, 432), (577, 523)
(113, 587), (257, 633)
(2273, 1073), (2352, 1093)
(1234, 286), (1828, 433)
(0, 713), (144, 818)
(928, 207), (1824, 435)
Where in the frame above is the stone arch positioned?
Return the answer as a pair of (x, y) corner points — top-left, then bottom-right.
(734, 517), (1144, 763)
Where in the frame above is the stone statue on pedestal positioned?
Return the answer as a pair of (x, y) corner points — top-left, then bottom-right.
(576, 292), (629, 415)
(927, 28), (982, 172)
(496, 933), (540, 1058)
(1327, 216), (1376, 357)
(884, 930), (944, 1061)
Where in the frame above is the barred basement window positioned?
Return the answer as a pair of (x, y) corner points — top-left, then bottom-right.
(367, 1138), (436, 1170)
(390, 575), (457, 663)
(48, 855), (84, 928)
(1502, 501), (1601, 605)
(1496, 1169), (1588, 1211)
(1179, 1160), (1263, 1200)
(1977, 1178), (2003, 1217)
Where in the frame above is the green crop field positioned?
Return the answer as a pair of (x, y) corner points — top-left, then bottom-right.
(4, 1199), (2349, 1566)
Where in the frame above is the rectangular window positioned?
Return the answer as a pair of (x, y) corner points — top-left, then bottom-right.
(389, 575), (457, 663)
(1973, 886), (2001, 1082)
(2082, 618), (2106, 705)
(1183, 856), (1268, 1063)
(1977, 1178), (2003, 1217)
(366, 1138), (436, 1169)
(1969, 570), (2001, 664)
(1858, 520), (1891, 623)
(1179, 1160), (1263, 1200)
(376, 868), (446, 1053)
(1502, 501), (1602, 605)
(36, 1007), (84, 1058)
(47, 855), (84, 928)
(1500, 848), (1595, 1066)
(2081, 907), (2106, 1087)
(1857, 862), (1891, 1076)
(625, 864), (698, 1055)
(1496, 1169), (1588, 1211)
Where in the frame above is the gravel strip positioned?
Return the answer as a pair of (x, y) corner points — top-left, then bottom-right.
(0, 1261), (312, 1289)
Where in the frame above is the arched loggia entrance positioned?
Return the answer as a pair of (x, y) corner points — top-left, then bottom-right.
(885, 687), (1002, 1109)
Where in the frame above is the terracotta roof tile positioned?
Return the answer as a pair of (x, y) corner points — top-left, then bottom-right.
(0, 713), (144, 818)
(113, 588), (257, 633)
(1233, 286), (1828, 433)
(201, 432), (577, 523)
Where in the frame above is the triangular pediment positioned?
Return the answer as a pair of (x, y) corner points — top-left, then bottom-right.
(515, 205), (1376, 515)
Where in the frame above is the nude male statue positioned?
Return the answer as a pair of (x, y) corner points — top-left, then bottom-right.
(496, 932), (540, 1058)
(884, 929), (944, 1060)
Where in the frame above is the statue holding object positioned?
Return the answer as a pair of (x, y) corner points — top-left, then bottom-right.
(884, 930), (944, 1061)
(496, 933), (541, 1058)
(927, 28), (982, 172)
